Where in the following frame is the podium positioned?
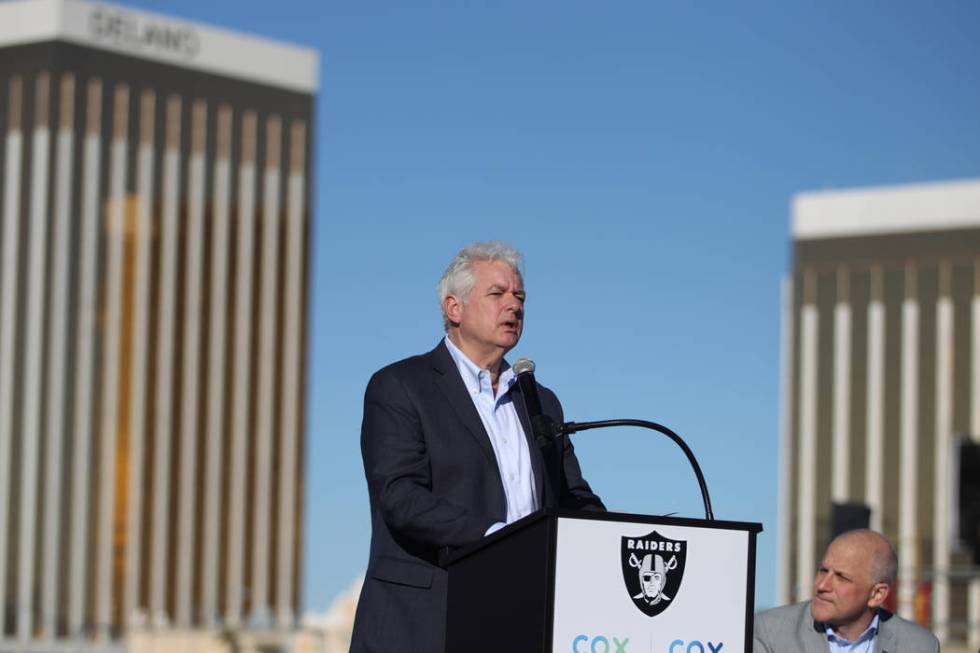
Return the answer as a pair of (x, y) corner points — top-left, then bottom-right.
(446, 509), (762, 653)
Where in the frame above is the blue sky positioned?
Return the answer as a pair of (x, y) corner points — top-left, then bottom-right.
(126, 0), (980, 612)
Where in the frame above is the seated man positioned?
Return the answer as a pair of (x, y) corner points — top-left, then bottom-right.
(754, 529), (938, 653)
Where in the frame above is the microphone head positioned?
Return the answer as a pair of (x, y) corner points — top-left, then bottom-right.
(513, 357), (535, 375)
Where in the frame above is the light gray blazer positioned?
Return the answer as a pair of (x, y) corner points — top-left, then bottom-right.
(753, 601), (939, 653)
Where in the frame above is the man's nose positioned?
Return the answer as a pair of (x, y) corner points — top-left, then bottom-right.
(814, 573), (831, 592)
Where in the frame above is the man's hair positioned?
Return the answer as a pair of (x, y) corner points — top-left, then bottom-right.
(437, 241), (524, 331)
(870, 534), (898, 586)
(835, 529), (898, 586)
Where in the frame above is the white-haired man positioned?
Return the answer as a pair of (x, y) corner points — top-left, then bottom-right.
(754, 529), (939, 652)
(350, 241), (604, 653)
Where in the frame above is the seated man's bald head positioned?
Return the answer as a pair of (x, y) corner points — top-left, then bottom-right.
(830, 529), (898, 586)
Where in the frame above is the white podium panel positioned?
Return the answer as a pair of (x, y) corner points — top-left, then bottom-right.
(552, 516), (752, 653)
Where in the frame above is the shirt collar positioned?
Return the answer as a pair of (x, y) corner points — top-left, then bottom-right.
(443, 336), (516, 397)
(825, 611), (880, 645)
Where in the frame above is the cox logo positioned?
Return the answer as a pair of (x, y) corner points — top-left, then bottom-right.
(572, 634), (630, 653)
(668, 640), (724, 653)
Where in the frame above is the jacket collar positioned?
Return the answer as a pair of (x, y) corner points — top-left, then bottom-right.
(802, 602), (831, 653)
(429, 340), (495, 462)
(805, 603), (894, 653)
(874, 609), (897, 653)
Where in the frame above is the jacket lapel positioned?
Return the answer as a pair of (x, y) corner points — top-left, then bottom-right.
(801, 604), (831, 653)
(429, 341), (496, 462)
(806, 631), (828, 653)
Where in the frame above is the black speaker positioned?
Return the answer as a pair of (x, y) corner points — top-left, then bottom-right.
(831, 501), (871, 539)
(957, 440), (980, 564)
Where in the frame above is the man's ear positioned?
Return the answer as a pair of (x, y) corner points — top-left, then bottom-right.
(444, 294), (463, 325)
(867, 582), (889, 610)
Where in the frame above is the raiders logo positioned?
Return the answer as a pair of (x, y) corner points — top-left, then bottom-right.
(621, 530), (687, 617)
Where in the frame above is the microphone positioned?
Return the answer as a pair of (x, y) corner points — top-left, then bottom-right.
(513, 357), (556, 448)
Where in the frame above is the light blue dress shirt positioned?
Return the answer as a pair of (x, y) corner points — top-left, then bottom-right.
(444, 337), (539, 535)
(825, 612), (879, 653)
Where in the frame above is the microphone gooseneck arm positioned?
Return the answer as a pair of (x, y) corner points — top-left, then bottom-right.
(559, 419), (714, 521)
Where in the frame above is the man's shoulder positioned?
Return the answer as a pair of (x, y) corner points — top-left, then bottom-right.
(536, 381), (559, 402)
(878, 609), (939, 650)
(756, 600), (811, 628)
(374, 350), (433, 377)
(367, 343), (445, 388)
(754, 602), (817, 652)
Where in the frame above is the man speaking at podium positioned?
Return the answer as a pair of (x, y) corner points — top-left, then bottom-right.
(350, 241), (604, 652)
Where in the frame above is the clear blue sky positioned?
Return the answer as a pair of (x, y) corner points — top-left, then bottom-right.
(127, 0), (980, 613)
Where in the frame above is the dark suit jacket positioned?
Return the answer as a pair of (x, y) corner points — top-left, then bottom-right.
(753, 601), (940, 653)
(350, 341), (604, 653)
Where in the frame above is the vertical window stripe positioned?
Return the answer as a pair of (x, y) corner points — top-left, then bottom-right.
(175, 99), (208, 628)
(250, 114), (282, 624)
(276, 120), (306, 626)
(18, 70), (52, 642)
(864, 266), (885, 533)
(94, 82), (130, 641)
(226, 110), (258, 627)
(122, 88), (156, 629)
(931, 261), (953, 642)
(897, 264), (919, 620)
(831, 267), (851, 502)
(201, 104), (233, 624)
(0, 75), (24, 639)
(39, 71), (76, 638)
(68, 76), (103, 637)
(795, 270), (818, 601)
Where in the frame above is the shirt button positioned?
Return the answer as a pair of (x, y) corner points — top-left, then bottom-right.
(509, 474), (515, 481)
(502, 438), (508, 444)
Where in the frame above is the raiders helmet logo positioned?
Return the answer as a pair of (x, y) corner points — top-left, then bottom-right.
(621, 530), (687, 617)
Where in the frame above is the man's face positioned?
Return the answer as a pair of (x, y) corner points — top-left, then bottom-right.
(810, 536), (887, 629)
(449, 259), (525, 359)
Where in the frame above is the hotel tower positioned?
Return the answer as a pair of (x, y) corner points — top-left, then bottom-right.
(778, 179), (980, 648)
(0, 0), (317, 649)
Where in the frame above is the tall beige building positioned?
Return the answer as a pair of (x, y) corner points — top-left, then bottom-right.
(778, 179), (980, 648)
(0, 0), (317, 649)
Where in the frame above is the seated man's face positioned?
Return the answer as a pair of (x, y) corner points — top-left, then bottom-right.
(811, 536), (884, 627)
